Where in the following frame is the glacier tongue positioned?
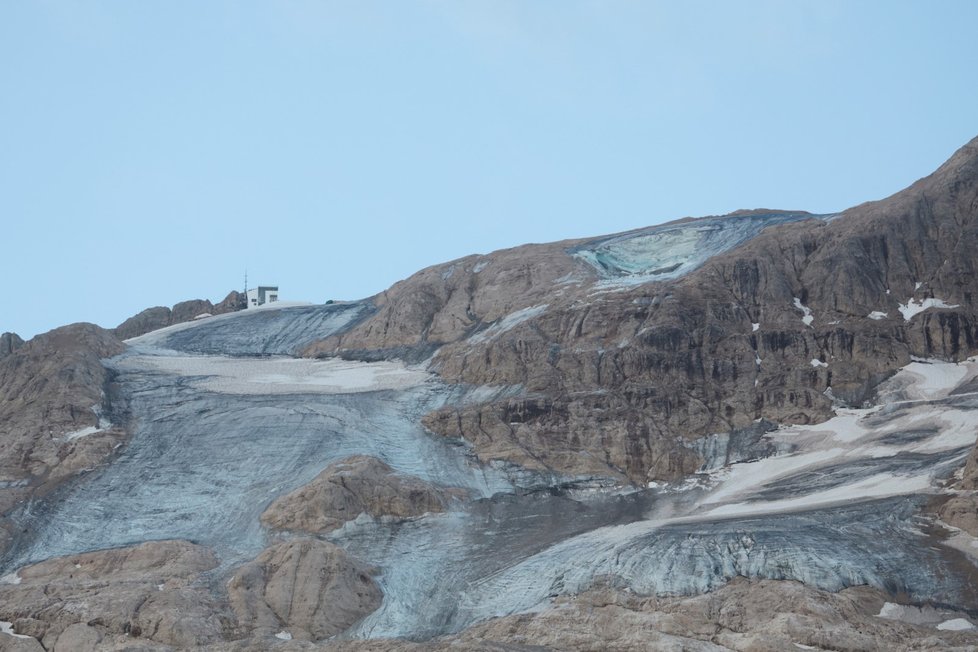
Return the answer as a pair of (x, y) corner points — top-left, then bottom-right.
(2, 307), (976, 640)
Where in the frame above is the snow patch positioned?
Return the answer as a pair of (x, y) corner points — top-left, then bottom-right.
(915, 282), (922, 290)
(937, 618), (974, 631)
(898, 298), (960, 321)
(793, 298), (813, 327)
(193, 312), (212, 320)
(0, 571), (21, 585)
(473, 261), (490, 273)
(0, 621), (31, 639)
(63, 404), (112, 441)
(468, 305), (548, 345)
(64, 425), (105, 441)
(752, 323), (760, 332)
(878, 602), (910, 619)
(810, 359), (828, 368)
(275, 630), (293, 640)
(125, 355), (431, 396)
(868, 311), (887, 320)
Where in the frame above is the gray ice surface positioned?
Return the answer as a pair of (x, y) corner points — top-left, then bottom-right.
(2, 307), (977, 641)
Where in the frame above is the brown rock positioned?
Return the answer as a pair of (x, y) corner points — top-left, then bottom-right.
(0, 323), (127, 518)
(52, 623), (101, 652)
(0, 540), (229, 648)
(939, 494), (978, 537)
(261, 456), (464, 534)
(302, 135), (978, 486)
(227, 539), (382, 641)
(112, 290), (245, 340)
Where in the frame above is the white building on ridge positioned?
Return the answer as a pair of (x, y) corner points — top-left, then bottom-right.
(246, 286), (279, 309)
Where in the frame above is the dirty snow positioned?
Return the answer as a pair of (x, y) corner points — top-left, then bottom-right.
(898, 298), (960, 321)
(793, 298), (814, 327)
(0, 621), (31, 639)
(121, 355), (432, 396)
(468, 305), (548, 345)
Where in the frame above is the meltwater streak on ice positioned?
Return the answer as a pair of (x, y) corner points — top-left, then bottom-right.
(343, 358), (978, 638)
(0, 303), (511, 572)
(3, 304), (978, 639)
(570, 211), (825, 284)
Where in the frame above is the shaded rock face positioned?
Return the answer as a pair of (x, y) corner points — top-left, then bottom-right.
(113, 290), (244, 340)
(0, 323), (127, 522)
(227, 539), (382, 641)
(0, 540), (229, 650)
(0, 333), (24, 360)
(261, 455), (464, 534)
(305, 136), (978, 485)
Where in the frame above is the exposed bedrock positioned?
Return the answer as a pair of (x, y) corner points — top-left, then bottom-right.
(0, 540), (229, 650)
(0, 332), (24, 360)
(201, 578), (978, 651)
(0, 323), (127, 550)
(261, 455), (465, 534)
(227, 538), (382, 642)
(305, 136), (978, 485)
(112, 290), (244, 340)
(0, 538), (384, 649)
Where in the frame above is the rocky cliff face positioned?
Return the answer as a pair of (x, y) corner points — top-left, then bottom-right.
(0, 324), (126, 517)
(305, 136), (978, 485)
(0, 333), (24, 360)
(113, 290), (244, 340)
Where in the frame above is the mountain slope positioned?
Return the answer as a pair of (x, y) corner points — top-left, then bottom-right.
(303, 136), (978, 485)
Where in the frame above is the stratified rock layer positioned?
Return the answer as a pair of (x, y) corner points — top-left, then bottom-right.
(0, 540), (228, 650)
(261, 455), (463, 534)
(306, 136), (978, 485)
(227, 539), (382, 641)
(0, 324), (127, 521)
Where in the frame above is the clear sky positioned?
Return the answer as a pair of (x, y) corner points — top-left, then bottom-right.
(2, 1), (977, 339)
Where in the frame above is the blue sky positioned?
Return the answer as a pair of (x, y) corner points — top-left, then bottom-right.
(2, 1), (977, 339)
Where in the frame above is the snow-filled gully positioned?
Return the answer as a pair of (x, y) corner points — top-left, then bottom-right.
(2, 304), (977, 640)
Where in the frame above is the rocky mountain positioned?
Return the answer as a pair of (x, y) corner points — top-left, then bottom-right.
(113, 290), (244, 340)
(2, 137), (978, 650)
(305, 136), (978, 487)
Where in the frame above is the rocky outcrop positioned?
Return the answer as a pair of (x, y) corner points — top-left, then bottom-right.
(202, 578), (978, 651)
(0, 333), (23, 360)
(428, 578), (978, 652)
(113, 290), (244, 340)
(0, 324), (127, 520)
(0, 540), (229, 650)
(303, 136), (978, 485)
(939, 494), (978, 537)
(261, 456), (463, 534)
(227, 539), (382, 641)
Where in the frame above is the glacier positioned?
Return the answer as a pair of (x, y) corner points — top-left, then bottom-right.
(570, 211), (826, 284)
(1, 304), (976, 640)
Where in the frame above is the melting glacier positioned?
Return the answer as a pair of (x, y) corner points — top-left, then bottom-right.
(2, 303), (977, 640)
(570, 211), (826, 284)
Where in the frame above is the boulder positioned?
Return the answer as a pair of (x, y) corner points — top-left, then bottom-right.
(261, 455), (463, 534)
